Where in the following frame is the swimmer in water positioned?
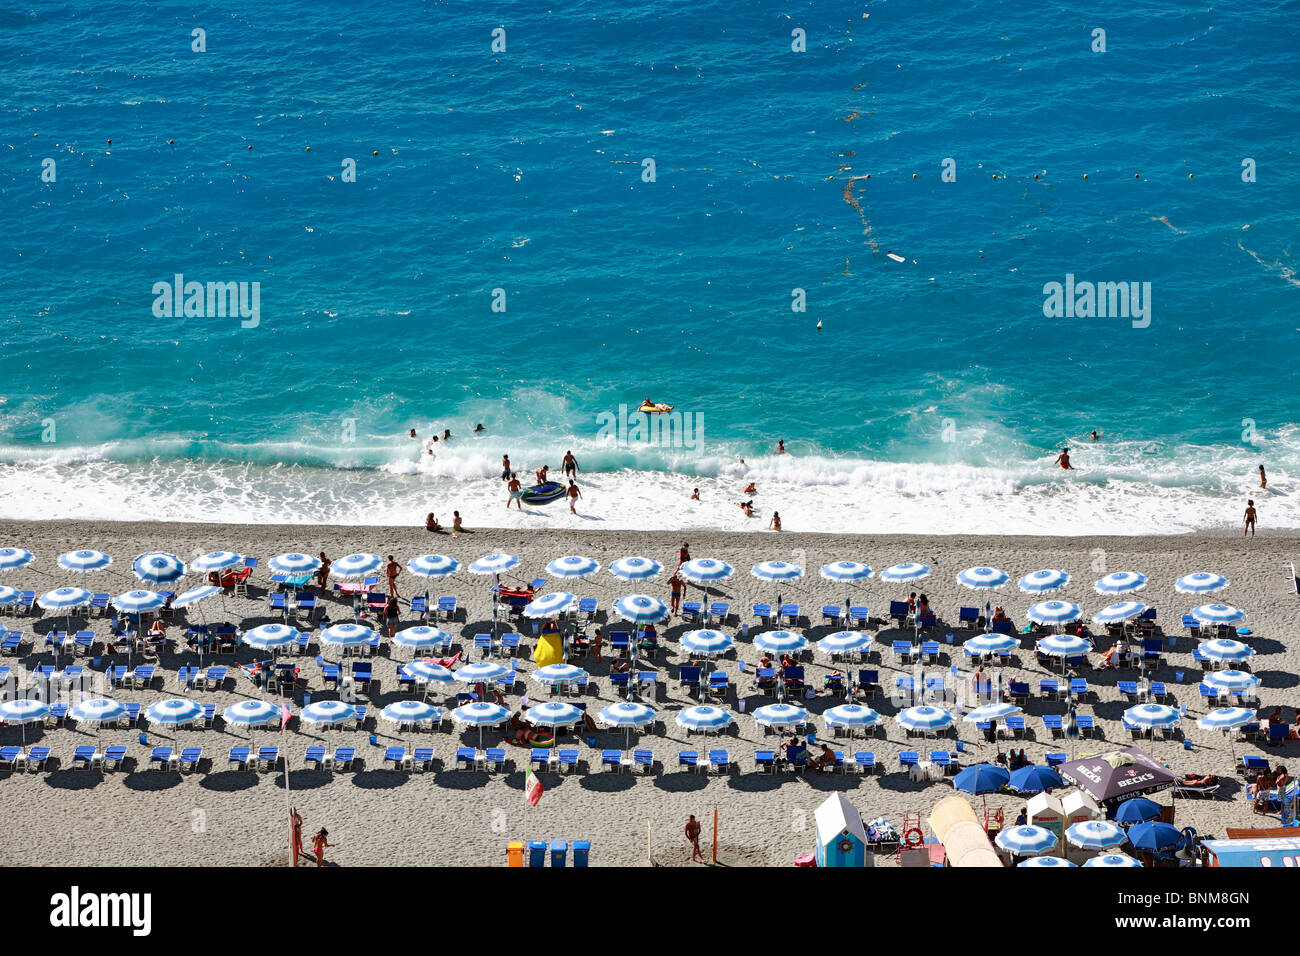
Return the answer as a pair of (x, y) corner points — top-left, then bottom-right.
(562, 450), (579, 477)
(744, 482), (757, 495)
(690, 488), (700, 500)
(1244, 499), (1257, 537)
(1054, 448), (1073, 470)
(1090, 430), (1101, 441)
(777, 439), (785, 454)
(409, 428), (418, 440)
(1260, 464), (1267, 489)
(475, 423), (484, 432)
(501, 455), (511, 481)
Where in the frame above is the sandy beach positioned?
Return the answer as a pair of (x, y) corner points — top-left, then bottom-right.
(0, 520), (1295, 867)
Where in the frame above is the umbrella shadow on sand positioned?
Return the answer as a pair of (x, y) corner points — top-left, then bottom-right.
(124, 768), (183, 791)
(269, 769), (334, 791)
(44, 769), (103, 791)
(578, 772), (637, 793)
(351, 769), (413, 791)
(199, 770), (260, 792)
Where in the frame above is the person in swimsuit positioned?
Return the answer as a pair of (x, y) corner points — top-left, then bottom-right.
(311, 828), (335, 867)
(1090, 430), (1100, 441)
(566, 479), (582, 515)
(535, 464), (549, 485)
(452, 511), (463, 537)
(690, 488), (700, 500)
(501, 455), (511, 480)
(743, 481), (757, 494)
(1054, 448), (1073, 469)
(426, 512), (441, 531)
(409, 428), (418, 440)
(685, 815), (705, 863)
(668, 570), (684, 615)
(443, 429), (451, 441)
(1259, 465), (1267, 489)
(562, 450), (579, 477)
(316, 552), (331, 590)
(777, 439), (785, 454)
(507, 473), (522, 510)
(679, 542), (690, 565)
(768, 511), (782, 531)
(475, 423), (485, 433)
(386, 555), (401, 597)
(1244, 499), (1257, 537)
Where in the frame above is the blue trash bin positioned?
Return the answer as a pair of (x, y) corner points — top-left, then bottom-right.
(527, 841), (547, 867)
(550, 840), (568, 867)
(572, 840), (590, 867)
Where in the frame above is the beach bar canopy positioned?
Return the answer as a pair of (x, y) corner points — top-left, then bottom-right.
(813, 793), (869, 868)
(1203, 836), (1300, 867)
(1057, 747), (1176, 804)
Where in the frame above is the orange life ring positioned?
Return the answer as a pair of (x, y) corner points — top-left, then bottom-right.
(903, 827), (924, 848)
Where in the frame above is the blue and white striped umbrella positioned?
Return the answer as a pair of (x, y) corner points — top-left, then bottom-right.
(58, 549), (112, 572)
(191, 551), (244, 573)
(455, 661), (510, 684)
(268, 552), (321, 575)
(1124, 703), (1181, 729)
(133, 552), (185, 583)
(679, 558), (734, 584)
(379, 700), (440, 726)
(754, 630), (808, 654)
(1199, 639), (1254, 664)
(823, 704), (882, 731)
(331, 553), (383, 578)
(613, 593), (669, 624)
(817, 631), (872, 655)
(1197, 707), (1256, 732)
(144, 698), (204, 727)
(37, 587), (92, 611)
(1018, 569), (1070, 593)
(963, 702), (1022, 723)
(752, 703), (810, 728)
(112, 590), (166, 614)
(1191, 603), (1246, 626)
(675, 705), (735, 733)
(70, 698), (127, 725)
(321, 623), (377, 648)
(407, 554), (460, 578)
(1084, 854), (1142, 868)
(1175, 572), (1228, 595)
(609, 556), (662, 581)
(820, 561), (873, 582)
(546, 555), (600, 579)
(172, 585), (222, 609)
(450, 701), (511, 726)
(598, 702), (657, 728)
(1027, 600), (1082, 625)
(880, 562), (931, 583)
(1019, 856), (1076, 867)
(1066, 820), (1127, 850)
(0, 699), (50, 724)
(222, 700), (280, 727)
(995, 825), (1057, 856)
(956, 566), (1009, 590)
(522, 591), (576, 619)
(1203, 670), (1260, 693)
(1036, 634), (1091, 656)
(1094, 601), (1148, 624)
(469, 553), (520, 575)
(751, 561), (804, 583)
(1094, 571), (1147, 595)
(300, 701), (358, 727)
(680, 629), (734, 656)
(963, 633), (1019, 655)
(392, 626), (453, 651)
(0, 547), (35, 571)
(0, 586), (19, 606)
(896, 706), (955, 733)
(530, 663), (589, 685)
(404, 660), (455, 683)
(524, 701), (584, 727)
(242, 624), (300, 650)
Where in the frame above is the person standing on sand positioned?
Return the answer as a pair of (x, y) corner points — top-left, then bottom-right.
(669, 569), (684, 615)
(1244, 499), (1257, 537)
(386, 555), (401, 597)
(507, 473), (522, 509)
(290, 807), (304, 866)
(566, 479), (582, 515)
(685, 815), (705, 863)
(1260, 465), (1267, 489)
(678, 542), (690, 566)
(311, 827), (335, 867)
(1054, 448), (1073, 470)
(316, 552), (331, 590)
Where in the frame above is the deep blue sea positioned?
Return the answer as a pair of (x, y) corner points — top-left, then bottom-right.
(1, 1), (1298, 532)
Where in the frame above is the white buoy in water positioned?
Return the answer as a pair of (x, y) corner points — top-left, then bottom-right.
(816, 320), (822, 330)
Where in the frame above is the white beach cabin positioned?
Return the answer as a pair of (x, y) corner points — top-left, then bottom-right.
(813, 793), (870, 867)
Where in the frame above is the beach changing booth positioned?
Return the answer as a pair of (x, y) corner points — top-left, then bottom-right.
(1062, 789), (1102, 828)
(532, 629), (563, 669)
(1026, 792), (1065, 839)
(929, 796), (1002, 867)
(813, 793), (871, 867)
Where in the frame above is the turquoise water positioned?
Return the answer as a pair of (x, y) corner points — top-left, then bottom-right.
(1, 1), (1298, 532)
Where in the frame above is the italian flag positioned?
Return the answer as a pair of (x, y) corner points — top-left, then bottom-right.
(524, 767), (544, 807)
